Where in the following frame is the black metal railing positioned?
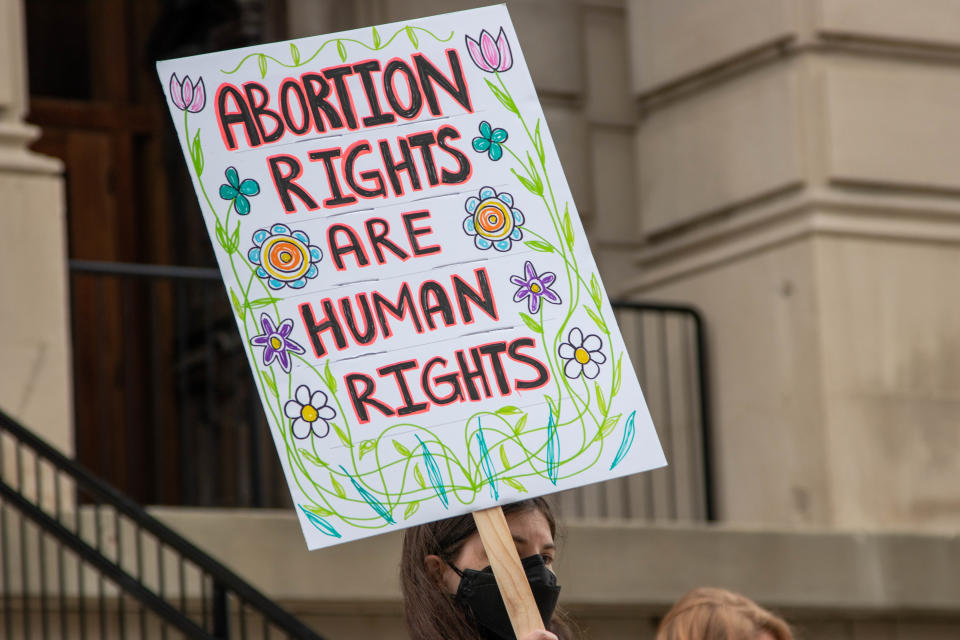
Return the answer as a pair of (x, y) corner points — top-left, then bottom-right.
(67, 260), (712, 520)
(551, 301), (714, 523)
(0, 407), (326, 640)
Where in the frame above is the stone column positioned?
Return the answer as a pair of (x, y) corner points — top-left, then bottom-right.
(0, 0), (73, 457)
(625, 0), (960, 531)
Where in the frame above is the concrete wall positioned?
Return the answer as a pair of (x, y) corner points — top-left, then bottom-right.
(0, 0), (71, 455)
(151, 509), (960, 640)
(624, 0), (960, 536)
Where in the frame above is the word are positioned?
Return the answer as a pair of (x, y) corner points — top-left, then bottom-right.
(216, 50), (472, 151)
(268, 124), (470, 212)
(298, 267), (497, 357)
(345, 337), (550, 423)
(327, 209), (440, 271)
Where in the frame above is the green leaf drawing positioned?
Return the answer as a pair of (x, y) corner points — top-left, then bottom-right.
(191, 130), (204, 176)
(413, 464), (427, 489)
(404, 501), (421, 519)
(496, 405), (522, 415)
(226, 224), (240, 254)
(323, 360), (337, 393)
(524, 240), (554, 253)
(393, 440), (412, 458)
(534, 119), (545, 164)
(215, 221), (229, 252)
(359, 440), (376, 460)
(511, 169), (538, 195)
(595, 382), (607, 416)
(372, 26), (382, 48)
(245, 297), (280, 309)
(330, 472), (346, 499)
(336, 39), (347, 62)
(503, 477), (527, 492)
(290, 43), (301, 65)
(257, 53), (267, 78)
(599, 413), (622, 439)
(562, 204), (574, 251)
(305, 504), (333, 517)
(585, 306), (608, 332)
(228, 287), (244, 319)
(589, 273), (603, 310)
(260, 369), (278, 398)
(299, 448), (324, 467)
(406, 26), (419, 48)
(332, 423), (352, 448)
(499, 444), (510, 470)
(485, 78), (518, 114)
(513, 414), (528, 435)
(519, 312), (542, 333)
(526, 153), (544, 194)
(613, 354), (623, 395)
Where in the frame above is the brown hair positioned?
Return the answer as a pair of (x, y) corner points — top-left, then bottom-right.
(656, 587), (792, 640)
(400, 498), (575, 640)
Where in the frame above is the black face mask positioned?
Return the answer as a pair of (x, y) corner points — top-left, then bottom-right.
(450, 554), (561, 640)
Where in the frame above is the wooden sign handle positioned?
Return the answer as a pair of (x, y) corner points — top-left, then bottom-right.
(473, 506), (545, 639)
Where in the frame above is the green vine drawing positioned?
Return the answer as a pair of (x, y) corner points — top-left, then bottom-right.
(220, 25), (454, 77)
(183, 26), (633, 539)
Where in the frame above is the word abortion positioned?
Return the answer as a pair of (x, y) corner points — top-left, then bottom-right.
(215, 50), (473, 151)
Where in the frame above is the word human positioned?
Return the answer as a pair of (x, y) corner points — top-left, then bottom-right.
(298, 267), (497, 357)
(216, 50), (473, 151)
(345, 337), (551, 423)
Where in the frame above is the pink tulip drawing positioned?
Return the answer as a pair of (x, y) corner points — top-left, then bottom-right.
(169, 73), (206, 113)
(465, 28), (513, 73)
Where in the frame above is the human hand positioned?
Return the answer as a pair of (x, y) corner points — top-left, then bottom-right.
(518, 631), (558, 640)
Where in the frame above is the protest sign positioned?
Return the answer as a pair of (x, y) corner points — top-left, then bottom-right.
(157, 4), (666, 551)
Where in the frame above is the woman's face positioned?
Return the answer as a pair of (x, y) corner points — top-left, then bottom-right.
(434, 508), (556, 594)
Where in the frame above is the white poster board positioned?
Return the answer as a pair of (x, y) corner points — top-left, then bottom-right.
(157, 4), (666, 550)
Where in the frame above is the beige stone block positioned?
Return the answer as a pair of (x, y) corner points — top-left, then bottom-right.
(626, 0), (797, 94)
(507, 0), (583, 96)
(0, 0), (25, 116)
(583, 5), (634, 123)
(382, 0), (484, 23)
(594, 245), (644, 296)
(0, 172), (72, 457)
(814, 236), (960, 530)
(637, 236), (832, 526)
(589, 125), (636, 240)
(542, 101), (590, 210)
(151, 510), (960, 613)
(637, 60), (805, 235)
(284, 0), (339, 39)
(817, 0), (960, 49)
(824, 57), (960, 192)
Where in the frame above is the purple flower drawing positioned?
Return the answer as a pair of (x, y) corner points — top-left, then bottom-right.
(250, 313), (305, 373)
(510, 261), (561, 314)
(465, 28), (513, 73)
(169, 73), (206, 113)
(284, 385), (336, 440)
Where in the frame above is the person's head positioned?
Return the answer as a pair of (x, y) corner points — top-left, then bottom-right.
(656, 587), (792, 640)
(401, 498), (571, 640)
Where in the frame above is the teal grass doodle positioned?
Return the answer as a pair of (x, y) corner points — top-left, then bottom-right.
(174, 24), (635, 539)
